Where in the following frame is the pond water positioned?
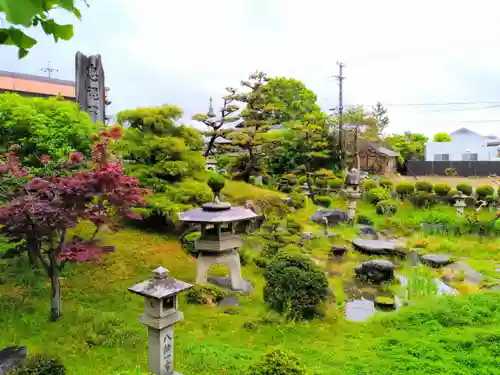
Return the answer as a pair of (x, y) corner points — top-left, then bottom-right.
(344, 273), (457, 322)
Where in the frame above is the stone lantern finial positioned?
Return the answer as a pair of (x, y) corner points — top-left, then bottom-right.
(152, 266), (169, 279)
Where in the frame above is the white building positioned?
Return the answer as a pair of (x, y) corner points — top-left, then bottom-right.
(425, 127), (500, 162)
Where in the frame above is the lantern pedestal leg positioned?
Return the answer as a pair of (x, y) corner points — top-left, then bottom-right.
(147, 326), (181, 375)
(347, 199), (357, 222)
(196, 250), (245, 291)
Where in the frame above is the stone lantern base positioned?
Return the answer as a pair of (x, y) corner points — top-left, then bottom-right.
(196, 249), (250, 292)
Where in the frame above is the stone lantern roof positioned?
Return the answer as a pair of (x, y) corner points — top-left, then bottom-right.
(128, 266), (192, 300)
(178, 202), (258, 224)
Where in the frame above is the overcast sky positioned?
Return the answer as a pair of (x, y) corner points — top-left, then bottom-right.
(2, 0), (500, 137)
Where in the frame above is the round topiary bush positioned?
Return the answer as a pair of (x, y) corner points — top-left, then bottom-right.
(379, 179), (394, 190)
(362, 178), (378, 191)
(415, 180), (433, 193)
(246, 349), (307, 375)
(448, 187), (459, 197)
(207, 173), (225, 196)
(289, 192), (306, 210)
(9, 355), (66, 375)
(445, 167), (457, 176)
(181, 231), (201, 256)
(411, 191), (438, 208)
(376, 200), (398, 216)
(185, 284), (228, 305)
(327, 178), (342, 190)
(434, 183), (451, 196)
(476, 184), (495, 199)
(315, 196), (332, 208)
(263, 252), (328, 320)
(395, 181), (415, 197)
(456, 183), (473, 196)
(364, 187), (390, 205)
(314, 178), (327, 188)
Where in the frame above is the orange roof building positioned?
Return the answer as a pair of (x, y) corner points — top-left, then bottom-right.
(0, 70), (109, 102)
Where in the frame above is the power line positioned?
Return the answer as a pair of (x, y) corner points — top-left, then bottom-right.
(40, 61), (58, 79)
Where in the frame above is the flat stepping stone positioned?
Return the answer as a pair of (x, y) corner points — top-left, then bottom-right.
(352, 238), (406, 258)
(420, 254), (452, 268)
(444, 262), (484, 285)
(330, 245), (348, 258)
(358, 225), (379, 239)
(310, 209), (347, 226)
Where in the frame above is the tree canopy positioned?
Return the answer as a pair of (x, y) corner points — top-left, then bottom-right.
(372, 102), (389, 135)
(433, 132), (452, 142)
(0, 0), (83, 58)
(384, 132), (428, 161)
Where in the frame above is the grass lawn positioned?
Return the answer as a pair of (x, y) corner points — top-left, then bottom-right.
(2, 183), (500, 374)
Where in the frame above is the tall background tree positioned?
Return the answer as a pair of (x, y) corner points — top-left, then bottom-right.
(433, 132), (452, 142)
(384, 132), (428, 161)
(192, 93), (240, 157)
(0, 0), (84, 58)
(372, 102), (389, 135)
(116, 105), (212, 224)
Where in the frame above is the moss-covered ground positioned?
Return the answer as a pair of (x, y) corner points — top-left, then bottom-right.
(2, 182), (500, 374)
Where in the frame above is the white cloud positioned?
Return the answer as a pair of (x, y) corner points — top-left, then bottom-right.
(3, 0), (500, 137)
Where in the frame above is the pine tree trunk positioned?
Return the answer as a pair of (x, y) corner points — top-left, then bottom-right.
(48, 251), (61, 321)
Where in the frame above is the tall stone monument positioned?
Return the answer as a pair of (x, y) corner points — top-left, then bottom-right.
(75, 51), (106, 123)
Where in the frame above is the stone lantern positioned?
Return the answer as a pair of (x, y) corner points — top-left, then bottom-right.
(128, 266), (192, 375)
(453, 192), (467, 216)
(178, 201), (258, 292)
(343, 168), (362, 222)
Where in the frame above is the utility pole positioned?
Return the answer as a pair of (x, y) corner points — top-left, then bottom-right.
(41, 61), (58, 79)
(335, 61), (346, 167)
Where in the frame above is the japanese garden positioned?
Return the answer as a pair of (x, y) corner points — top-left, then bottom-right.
(1, 2), (500, 375)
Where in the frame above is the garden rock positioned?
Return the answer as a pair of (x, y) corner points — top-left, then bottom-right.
(310, 209), (347, 226)
(358, 225), (379, 239)
(218, 296), (240, 307)
(445, 262), (484, 285)
(301, 232), (315, 240)
(420, 254), (452, 268)
(352, 238), (406, 258)
(0, 346), (27, 375)
(282, 197), (293, 206)
(208, 276), (254, 294)
(330, 245), (348, 258)
(355, 260), (396, 284)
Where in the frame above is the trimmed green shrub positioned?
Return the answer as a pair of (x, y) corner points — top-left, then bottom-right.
(376, 200), (398, 215)
(298, 176), (307, 185)
(434, 183), (451, 196)
(395, 181), (415, 197)
(362, 179), (377, 191)
(289, 192), (306, 210)
(8, 355), (66, 375)
(456, 183), (473, 196)
(327, 178), (342, 190)
(314, 178), (327, 188)
(448, 187), (459, 197)
(476, 185), (495, 199)
(263, 252), (328, 320)
(246, 349), (307, 375)
(445, 167), (457, 176)
(364, 187), (390, 205)
(315, 196), (332, 208)
(282, 173), (297, 185)
(286, 218), (302, 235)
(415, 180), (433, 193)
(379, 179), (394, 190)
(207, 173), (225, 195)
(185, 284), (227, 305)
(411, 191), (438, 208)
(485, 195), (497, 206)
(181, 231), (200, 256)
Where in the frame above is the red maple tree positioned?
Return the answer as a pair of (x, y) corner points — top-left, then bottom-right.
(0, 127), (148, 321)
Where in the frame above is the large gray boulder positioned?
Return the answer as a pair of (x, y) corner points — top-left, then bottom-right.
(352, 238), (406, 258)
(310, 209), (347, 226)
(444, 262), (484, 285)
(0, 346), (27, 375)
(355, 260), (396, 284)
(420, 254), (452, 268)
